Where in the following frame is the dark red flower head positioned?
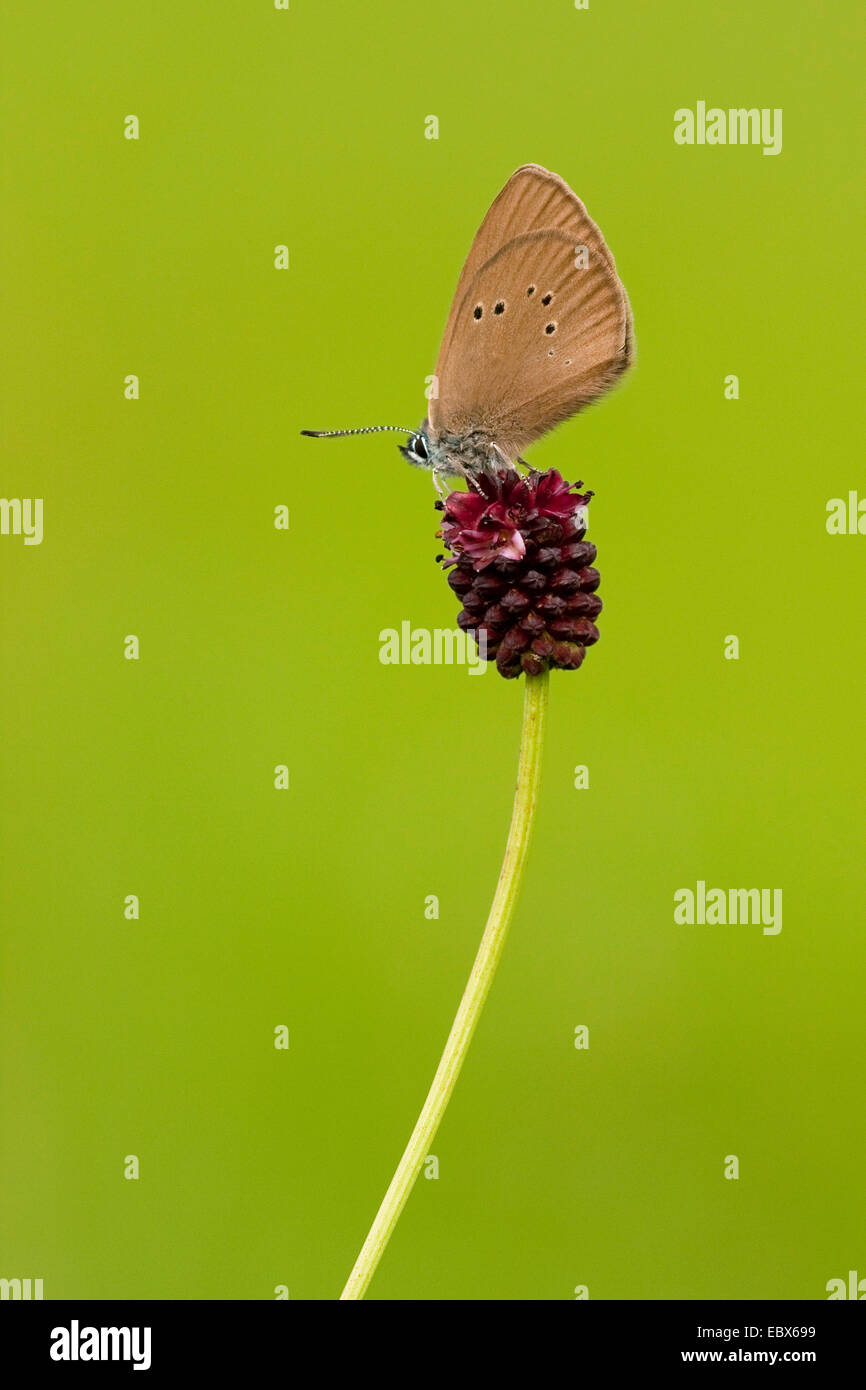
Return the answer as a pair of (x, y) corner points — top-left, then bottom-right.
(437, 467), (601, 679)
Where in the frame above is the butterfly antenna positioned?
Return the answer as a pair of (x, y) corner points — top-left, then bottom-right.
(300, 425), (415, 438)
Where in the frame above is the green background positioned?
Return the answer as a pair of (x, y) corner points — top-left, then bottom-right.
(1, 1), (862, 1300)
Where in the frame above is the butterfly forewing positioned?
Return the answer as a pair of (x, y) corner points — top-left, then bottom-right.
(445, 163), (626, 294)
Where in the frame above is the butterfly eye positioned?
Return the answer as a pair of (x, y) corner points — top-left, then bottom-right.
(494, 301), (505, 315)
(473, 305), (483, 320)
(411, 433), (429, 460)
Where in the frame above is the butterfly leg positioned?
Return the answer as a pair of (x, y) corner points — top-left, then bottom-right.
(489, 443), (522, 476)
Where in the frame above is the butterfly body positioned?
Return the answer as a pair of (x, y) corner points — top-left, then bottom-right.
(400, 423), (507, 478)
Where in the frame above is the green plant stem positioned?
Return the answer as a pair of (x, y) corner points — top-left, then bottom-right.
(340, 666), (550, 1300)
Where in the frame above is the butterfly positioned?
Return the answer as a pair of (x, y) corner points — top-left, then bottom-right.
(302, 164), (633, 482)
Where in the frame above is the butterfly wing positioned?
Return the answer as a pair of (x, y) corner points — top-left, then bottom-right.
(428, 166), (632, 459)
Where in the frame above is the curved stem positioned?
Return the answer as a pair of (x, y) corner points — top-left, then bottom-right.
(340, 667), (550, 1300)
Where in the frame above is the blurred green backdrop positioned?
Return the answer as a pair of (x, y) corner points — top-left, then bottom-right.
(1, 1), (862, 1300)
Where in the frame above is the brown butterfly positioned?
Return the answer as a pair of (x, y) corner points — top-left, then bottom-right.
(302, 164), (633, 480)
